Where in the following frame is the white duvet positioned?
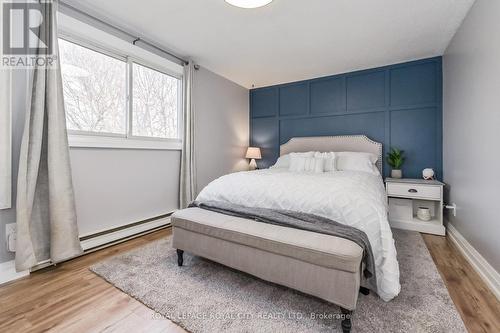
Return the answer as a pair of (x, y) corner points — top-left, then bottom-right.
(196, 168), (401, 301)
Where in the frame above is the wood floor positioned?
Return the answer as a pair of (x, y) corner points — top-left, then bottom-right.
(422, 234), (500, 333)
(0, 228), (498, 333)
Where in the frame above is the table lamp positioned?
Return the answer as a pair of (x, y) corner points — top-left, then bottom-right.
(246, 147), (262, 170)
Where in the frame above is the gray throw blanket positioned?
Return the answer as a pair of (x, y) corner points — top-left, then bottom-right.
(189, 200), (377, 293)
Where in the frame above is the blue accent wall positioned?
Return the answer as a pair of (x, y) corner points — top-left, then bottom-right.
(250, 57), (443, 179)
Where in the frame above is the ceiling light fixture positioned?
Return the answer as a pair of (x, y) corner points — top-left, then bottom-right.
(225, 0), (273, 9)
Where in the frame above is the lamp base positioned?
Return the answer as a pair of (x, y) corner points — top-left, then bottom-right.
(249, 159), (257, 170)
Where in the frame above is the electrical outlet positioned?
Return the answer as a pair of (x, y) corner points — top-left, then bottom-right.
(451, 203), (457, 217)
(445, 203), (457, 217)
(5, 223), (16, 252)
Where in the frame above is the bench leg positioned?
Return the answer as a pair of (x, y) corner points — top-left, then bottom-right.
(176, 249), (184, 266)
(340, 308), (352, 333)
(359, 286), (370, 295)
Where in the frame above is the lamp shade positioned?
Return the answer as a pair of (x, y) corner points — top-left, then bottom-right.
(245, 147), (262, 159)
(225, 0), (273, 9)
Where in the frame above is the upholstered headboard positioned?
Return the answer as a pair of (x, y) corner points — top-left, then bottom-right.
(280, 135), (383, 173)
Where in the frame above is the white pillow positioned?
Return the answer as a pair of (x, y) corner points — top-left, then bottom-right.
(271, 151), (314, 169)
(271, 154), (290, 169)
(289, 155), (325, 173)
(291, 151), (315, 158)
(314, 152), (336, 172)
(336, 152), (379, 174)
(312, 157), (326, 173)
(289, 155), (306, 172)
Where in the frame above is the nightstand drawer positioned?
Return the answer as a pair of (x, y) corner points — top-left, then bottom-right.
(386, 182), (441, 200)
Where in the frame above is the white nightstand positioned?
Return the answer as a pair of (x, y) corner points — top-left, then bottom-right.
(385, 178), (445, 236)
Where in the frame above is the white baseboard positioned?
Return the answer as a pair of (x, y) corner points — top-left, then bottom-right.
(0, 260), (29, 286)
(447, 223), (500, 301)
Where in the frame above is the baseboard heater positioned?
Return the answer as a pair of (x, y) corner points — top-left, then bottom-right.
(79, 212), (173, 252)
(26, 213), (172, 273)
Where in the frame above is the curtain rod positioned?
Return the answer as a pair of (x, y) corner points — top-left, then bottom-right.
(58, 1), (189, 66)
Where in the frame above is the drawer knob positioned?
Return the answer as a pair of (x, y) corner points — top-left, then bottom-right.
(408, 188), (418, 193)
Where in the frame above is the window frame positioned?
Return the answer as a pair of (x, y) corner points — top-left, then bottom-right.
(59, 32), (183, 150)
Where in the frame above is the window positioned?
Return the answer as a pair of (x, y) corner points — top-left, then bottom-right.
(59, 38), (182, 147)
(60, 39), (127, 135)
(132, 63), (179, 139)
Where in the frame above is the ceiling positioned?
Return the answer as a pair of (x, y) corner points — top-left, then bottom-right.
(65, 0), (475, 89)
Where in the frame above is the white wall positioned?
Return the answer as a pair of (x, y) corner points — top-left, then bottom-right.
(443, 0), (500, 271)
(70, 149), (180, 236)
(0, 68), (11, 210)
(194, 67), (249, 192)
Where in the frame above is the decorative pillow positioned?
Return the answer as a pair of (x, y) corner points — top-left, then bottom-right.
(289, 155), (306, 172)
(271, 154), (290, 169)
(336, 152), (379, 174)
(312, 157), (325, 173)
(289, 155), (325, 173)
(272, 152), (314, 169)
(291, 151), (315, 158)
(314, 152), (336, 172)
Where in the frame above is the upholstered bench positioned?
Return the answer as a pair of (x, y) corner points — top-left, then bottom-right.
(171, 207), (367, 333)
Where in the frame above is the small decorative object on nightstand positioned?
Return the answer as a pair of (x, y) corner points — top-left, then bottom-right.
(385, 178), (445, 236)
(246, 147), (262, 170)
(422, 168), (435, 180)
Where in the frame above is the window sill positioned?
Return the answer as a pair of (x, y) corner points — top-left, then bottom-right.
(68, 134), (182, 151)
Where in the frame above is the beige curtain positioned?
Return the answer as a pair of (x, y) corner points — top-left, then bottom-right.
(179, 62), (196, 208)
(16, 0), (82, 271)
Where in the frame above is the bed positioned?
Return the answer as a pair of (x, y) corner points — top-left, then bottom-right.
(171, 135), (401, 332)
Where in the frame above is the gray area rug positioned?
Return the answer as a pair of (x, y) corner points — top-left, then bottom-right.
(91, 230), (466, 332)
